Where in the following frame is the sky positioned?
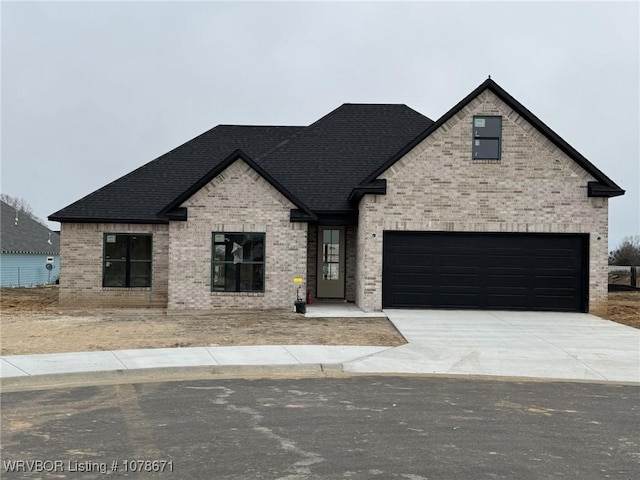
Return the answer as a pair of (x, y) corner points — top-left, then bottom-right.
(1, 0), (639, 251)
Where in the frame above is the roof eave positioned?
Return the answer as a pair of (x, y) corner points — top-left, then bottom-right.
(303, 210), (358, 226)
(48, 215), (168, 225)
(290, 209), (316, 222)
(2, 250), (60, 255)
(587, 181), (625, 198)
(348, 179), (387, 203)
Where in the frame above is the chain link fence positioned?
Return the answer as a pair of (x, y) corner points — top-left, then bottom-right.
(1, 267), (59, 287)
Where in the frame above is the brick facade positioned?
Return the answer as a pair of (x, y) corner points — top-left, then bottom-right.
(167, 159), (307, 309)
(345, 225), (357, 302)
(57, 90), (612, 315)
(58, 222), (169, 307)
(356, 90), (609, 315)
(58, 160), (307, 310)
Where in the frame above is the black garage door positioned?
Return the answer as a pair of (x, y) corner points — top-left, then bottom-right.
(383, 232), (588, 312)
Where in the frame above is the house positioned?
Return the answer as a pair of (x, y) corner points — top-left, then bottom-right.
(49, 79), (624, 314)
(1, 200), (60, 287)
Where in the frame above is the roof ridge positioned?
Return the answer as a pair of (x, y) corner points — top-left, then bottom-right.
(341, 102), (409, 106)
(256, 103), (433, 165)
(215, 124), (304, 128)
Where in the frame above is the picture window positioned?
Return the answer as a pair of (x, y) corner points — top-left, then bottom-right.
(211, 233), (265, 292)
(103, 234), (152, 287)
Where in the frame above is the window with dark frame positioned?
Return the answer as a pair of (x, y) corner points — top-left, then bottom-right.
(103, 234), (152, 287)
(472, 115), (502, 160)
(211, 233), (265, 293)
(322, 229), (340, 280)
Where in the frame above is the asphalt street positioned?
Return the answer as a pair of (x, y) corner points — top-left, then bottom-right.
(1, 376), (638, 479)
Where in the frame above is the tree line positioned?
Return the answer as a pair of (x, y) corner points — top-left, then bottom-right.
(609, 236), (640, 266)
(0, 193), (48, 226)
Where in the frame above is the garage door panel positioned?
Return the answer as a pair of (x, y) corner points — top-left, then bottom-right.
(439, 293), (482, 307)
(486, 287), (528, 295)
(383, 232), (587, 312)
(440, 274), (480, 287)
(392, 273), (434, 286)
(395, 285), (435, 295)
(392, 293), (435, 306)
(391, 253), (434, 267)
(441, 255), (482, 267)
(486, 294), (529, 309)
(533, 295), (579, 310)
(533, 276), (578, 289)
(440, 285), (481, 294)
(534, 269), (578, 278)
(534, 257), (577, 269)
(534, 287), (578, 296)
(486, 275), (528, 287)
(486, 268), (528, 277)
(535, 248), (581, 256)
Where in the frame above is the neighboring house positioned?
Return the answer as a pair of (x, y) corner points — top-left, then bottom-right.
(49, 79), (624, 314)
(1, 200), (60, 287)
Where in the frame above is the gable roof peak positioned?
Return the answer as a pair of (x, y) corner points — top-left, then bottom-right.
(359, 78), (624, 197)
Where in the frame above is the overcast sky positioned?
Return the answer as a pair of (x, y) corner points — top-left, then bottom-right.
(2, 1), (638, 250)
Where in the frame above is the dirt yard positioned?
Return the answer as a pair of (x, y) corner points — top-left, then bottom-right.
(0, 287), (405, 355)
(605, 290), (640, 329)
(1, 287), (638, 356)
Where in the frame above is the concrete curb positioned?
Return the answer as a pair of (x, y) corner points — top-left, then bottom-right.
(0, 363), (346, 390)
(4, 364), (637, 393)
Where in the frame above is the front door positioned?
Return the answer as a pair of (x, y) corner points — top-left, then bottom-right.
(317, 226), (345, 298)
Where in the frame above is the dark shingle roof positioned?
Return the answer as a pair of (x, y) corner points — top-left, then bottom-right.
(49, 105), (432, 222)
(49, 126), (304, 223)
(1, 201), (60, 254)
(257, 104), (434, 211)
(49, 80), (623, 224)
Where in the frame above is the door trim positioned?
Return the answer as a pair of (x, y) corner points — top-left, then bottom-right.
(317, 226), (346, 298)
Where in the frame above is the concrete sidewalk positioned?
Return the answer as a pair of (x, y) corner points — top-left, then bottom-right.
(1, 309), (638, 385)
(0, 345), (391, 379)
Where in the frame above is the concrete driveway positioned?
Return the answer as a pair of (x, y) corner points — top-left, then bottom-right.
(345, 310), (640, 383)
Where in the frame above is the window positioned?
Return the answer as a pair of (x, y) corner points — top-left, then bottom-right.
(322, 229), (340, 280)
(472, 115), (502, 160)
(103, 234), (152, 287)
(212, 233), (265, 292)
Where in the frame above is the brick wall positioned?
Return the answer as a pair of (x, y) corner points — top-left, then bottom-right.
(345, 224), (357, 302)
(168, 159), (307, 309)
(58, 223), (169, 307)
(356, 89), (609, 315)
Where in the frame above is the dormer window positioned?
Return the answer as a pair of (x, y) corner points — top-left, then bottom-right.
(472, 115), (502, 160)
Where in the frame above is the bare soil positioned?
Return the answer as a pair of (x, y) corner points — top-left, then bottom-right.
(0, 287), (405, 355)
(1, 287), (637, 356)
(605, 290), (640, 329)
